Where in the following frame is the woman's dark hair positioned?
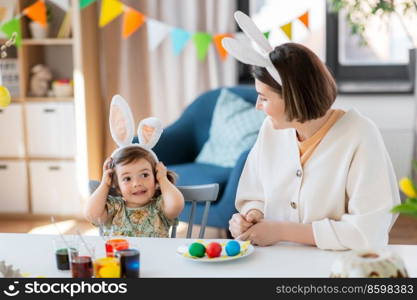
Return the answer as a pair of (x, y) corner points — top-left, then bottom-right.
(111, 146), (177, 197)
(251, 43), (337, 123)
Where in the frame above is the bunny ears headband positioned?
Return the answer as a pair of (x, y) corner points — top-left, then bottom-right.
(109, 95), (162, 162)
(222, 11), (282, 85)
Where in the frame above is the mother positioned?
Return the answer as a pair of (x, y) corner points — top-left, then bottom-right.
(223, 12), (400, 250)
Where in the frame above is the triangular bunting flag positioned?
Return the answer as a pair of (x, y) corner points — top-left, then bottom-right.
(298, 11), (309, 29)
(0, 18), (22, 47)
(192, 33), (212, 61)
(280, 22), (292, 40)
(171, 28), (191, 56)
(23, 0), (47, 27)
(49, 0), (70, 11)
(122, 7), (146, 39)
(146, 19), (171, 51)
(80, 0), (97, 9)
(99, 0), (124, 28)
(213, 33), (232, 61)
(263, 31), (270, 40)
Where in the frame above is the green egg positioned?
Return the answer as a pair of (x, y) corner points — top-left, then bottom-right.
(188, 242), (206, 258)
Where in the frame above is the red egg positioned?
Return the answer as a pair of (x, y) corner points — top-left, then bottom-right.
(206, 242), (222, 258)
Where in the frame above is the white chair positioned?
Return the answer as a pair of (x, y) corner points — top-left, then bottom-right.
(172, 184), (219, 238)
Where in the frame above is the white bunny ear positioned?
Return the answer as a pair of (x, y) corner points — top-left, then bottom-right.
(222, 37), (269, 67)
(234, 11), (273, 56)
(137, 117), (163, 150)
(109, 95), (135, 147)
(221, 11), (282, 85)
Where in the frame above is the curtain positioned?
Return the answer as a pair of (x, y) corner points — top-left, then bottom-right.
(98, 0), (237, 157)
(146, 0), (237, 125)
(99, 0), (151, 157)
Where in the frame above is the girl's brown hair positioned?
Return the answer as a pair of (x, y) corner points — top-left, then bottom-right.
(111, 146), (177, 197)
(251, 43), (337, 123)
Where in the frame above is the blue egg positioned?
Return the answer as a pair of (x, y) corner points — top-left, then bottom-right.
(225, 240), (241, 256)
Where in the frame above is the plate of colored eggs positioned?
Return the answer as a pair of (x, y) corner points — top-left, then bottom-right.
(176, 240), (254, 262)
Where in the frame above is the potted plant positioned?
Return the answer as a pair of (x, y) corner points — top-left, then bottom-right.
(328, 0), (417, 46)
(393, 164), (417, 218)
(29, 4), (52, 39)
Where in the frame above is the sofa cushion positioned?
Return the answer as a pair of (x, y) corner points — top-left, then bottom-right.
(195, 88), (265, 167)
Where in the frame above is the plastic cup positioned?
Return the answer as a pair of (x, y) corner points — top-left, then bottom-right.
(53, 238), (77, 271)
(105, 238), (129, 257)
(68, 243), (95, 278)
(94, 257), (121, 278)
(116, 248), (140, 278)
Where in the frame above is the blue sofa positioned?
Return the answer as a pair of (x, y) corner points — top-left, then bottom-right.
(133, 85), (258, 230)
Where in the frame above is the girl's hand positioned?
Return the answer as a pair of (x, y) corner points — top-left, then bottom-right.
(101, 157), (114, 187)
(237, 220), (281, 246)
(155, 162), (168, 182)
(229, 213), (254, 238)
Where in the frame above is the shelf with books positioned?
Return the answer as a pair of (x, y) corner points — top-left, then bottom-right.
(0, 0), (102, 216)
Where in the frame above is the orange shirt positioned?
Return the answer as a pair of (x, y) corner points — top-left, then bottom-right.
(298, 109), (345, 166)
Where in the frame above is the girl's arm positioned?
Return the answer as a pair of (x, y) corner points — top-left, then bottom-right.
(156, 162), (184, 220)
(84, 158), (113, 224)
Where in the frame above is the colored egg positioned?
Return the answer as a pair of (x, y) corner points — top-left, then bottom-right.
(206, 242), (222, 258)
(188, 242), (206, 258)
(225, 240), (241, 256)
(0, 86), (11, 107)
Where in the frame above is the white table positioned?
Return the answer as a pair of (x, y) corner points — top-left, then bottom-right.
(0, 233), (416, 277)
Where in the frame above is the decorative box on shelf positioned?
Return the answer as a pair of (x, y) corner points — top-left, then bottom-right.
(0, 59), (19, 98)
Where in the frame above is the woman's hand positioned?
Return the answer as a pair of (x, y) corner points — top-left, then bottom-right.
(245, 209), (264, 223)
(229, 213), (254, 238)
(155, 162), (168, 182)
(237, 220), (282, 246)
(101, 157), (114, 187)
(229, 209), (264, 238)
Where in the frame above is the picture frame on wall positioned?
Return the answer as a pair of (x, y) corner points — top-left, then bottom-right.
(0, 0), (16, 39)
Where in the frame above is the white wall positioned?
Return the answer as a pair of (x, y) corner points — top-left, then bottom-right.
(333, 95), (415, 179)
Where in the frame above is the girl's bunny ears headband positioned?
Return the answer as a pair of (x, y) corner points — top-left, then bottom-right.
(109, 95), (162, 162)
(222, 11), (282, 85)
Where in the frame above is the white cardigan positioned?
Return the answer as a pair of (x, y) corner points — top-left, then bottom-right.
(235, 109), (400, 250)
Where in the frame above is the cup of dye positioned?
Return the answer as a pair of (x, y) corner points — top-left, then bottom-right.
(105, 238), (129, 257)
(68, 244), (95, 278)
(53, 238), (78, 271)
(116, 248), (140, 278)
(94, 257), (121, 278)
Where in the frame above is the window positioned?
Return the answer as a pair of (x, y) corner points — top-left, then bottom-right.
(238, 0), (416, 94)
(326, 3), (415, 94)
(237, 0), (327, 84)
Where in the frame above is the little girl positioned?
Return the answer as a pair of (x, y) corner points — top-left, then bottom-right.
(84, 95), (184, 237)
(85, 146), (184, 237)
